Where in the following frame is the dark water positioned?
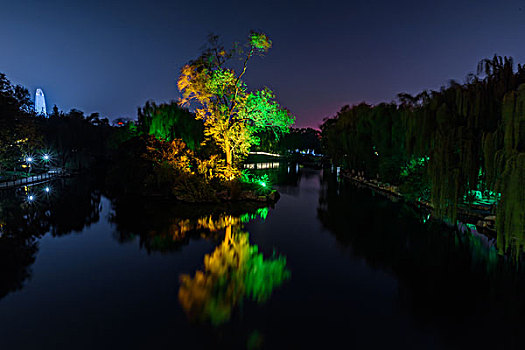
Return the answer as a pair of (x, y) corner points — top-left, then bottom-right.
(1, 167), (525, 349)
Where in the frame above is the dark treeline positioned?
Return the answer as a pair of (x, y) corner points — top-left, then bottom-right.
(0, 73), (40, 172)
(0, 73), (115, 175)
(253, 127), (321, 155)
(321, 56), (525, 255)
(43, 107), (113, 170)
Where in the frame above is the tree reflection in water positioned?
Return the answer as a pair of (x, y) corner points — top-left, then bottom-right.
(178, 213), (290, 326)
(0, 174), (103, 300)
(318, 169), (525, 348)
(108, 197), (290, 325)
(0, 172), (290, 331)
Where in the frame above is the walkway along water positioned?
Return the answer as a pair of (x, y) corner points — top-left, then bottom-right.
(0, 169), (66, 190)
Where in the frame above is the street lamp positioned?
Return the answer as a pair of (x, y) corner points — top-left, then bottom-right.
(25, 156), (34, 175)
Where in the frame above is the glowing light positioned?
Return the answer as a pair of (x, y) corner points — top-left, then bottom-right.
(34, 88), (47, 116)
(248, 151), (282, 157)
(44, 187), (50, 193)
(260, 182), (266, 187)
(43, 154), (50, 161)
(28, 195), (34, 201)
(26, 157), (33, 163)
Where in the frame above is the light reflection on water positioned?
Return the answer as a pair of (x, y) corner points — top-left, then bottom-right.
(1, 167), (525, 349)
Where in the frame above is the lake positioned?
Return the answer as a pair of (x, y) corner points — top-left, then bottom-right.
(1, 166), (525, 349)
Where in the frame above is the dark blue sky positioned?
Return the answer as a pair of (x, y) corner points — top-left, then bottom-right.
(2, 0), (525, 127)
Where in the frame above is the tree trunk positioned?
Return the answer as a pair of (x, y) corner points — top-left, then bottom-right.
(225, 140), (233, 178)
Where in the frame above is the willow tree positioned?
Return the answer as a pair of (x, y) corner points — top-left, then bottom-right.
(137, 101), (203, 151)
(495, 85), (525, 256)
(178, 32), (294, 179)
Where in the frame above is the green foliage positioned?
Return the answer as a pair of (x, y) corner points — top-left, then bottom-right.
(399, 157), (431, 201)
(178, 229), (289, 325)
(249, 31), (272, 52)
(321, 103), (407, 180)
(239, 207), (269, 223)
(178, 32), (294, 178)
(244, 247), (289, 302)
(495, 85), (525, 257)
(240, 171), (272, 195)
(321, 55), (525, 252)
(137, 101), (203, 151)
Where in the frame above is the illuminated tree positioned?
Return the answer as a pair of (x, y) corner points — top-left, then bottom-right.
(178, 32), (295, 179)
(137, 101), (203, 151)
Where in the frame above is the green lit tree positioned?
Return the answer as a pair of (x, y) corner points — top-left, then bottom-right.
(137, 101), (203, 151)
(178, 32), (295, 179)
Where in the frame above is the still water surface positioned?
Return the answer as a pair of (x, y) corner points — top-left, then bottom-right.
(1, 167), (525, 349)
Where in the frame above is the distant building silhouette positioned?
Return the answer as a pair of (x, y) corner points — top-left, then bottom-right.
(34, 88), (47, 116)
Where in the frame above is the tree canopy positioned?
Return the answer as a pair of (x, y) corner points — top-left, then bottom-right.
(321, 55), (525, 257)
(137, 101), (203, 151)
(178, 32), (295, 179)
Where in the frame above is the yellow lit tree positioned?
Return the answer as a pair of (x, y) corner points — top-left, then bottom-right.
(178, 32), (295, 179)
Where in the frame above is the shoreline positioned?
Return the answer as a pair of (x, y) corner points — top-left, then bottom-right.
(340, 170), (497, 238)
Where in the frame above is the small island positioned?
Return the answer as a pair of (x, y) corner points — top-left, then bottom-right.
(110, 32), (295, 203)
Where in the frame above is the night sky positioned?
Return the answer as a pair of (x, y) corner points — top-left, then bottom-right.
(2, 0), (525, 128)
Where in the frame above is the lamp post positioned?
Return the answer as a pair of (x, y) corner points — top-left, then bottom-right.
(25, 156), (33, 176)
(42, 154), (51, 173)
